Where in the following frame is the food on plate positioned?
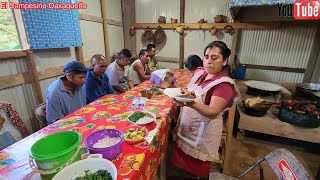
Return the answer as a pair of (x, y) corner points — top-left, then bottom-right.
(179, 88), (196, 99)
(281, 100), (320, 117)
(149, 86), (160, 92)
(125, 127), (146, 141)
(140, 90), (153, 99)
(93, 136), (121, 148)
(148, 86), (163, 95)
(243, 97), (272, 111)
(75, 170), (112, 180)
(128, 111), (154, 123)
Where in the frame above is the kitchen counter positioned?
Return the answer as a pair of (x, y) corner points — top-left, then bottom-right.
(236, 80), (320, 144)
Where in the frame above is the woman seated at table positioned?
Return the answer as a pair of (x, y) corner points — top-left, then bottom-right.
(129, 49), (151, 86)
(171, 41), (241, 178)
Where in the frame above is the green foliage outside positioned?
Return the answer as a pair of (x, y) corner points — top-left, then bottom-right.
(0, 0), (21, 50)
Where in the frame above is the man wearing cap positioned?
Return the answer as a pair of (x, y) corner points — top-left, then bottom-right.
(85, 54), (114, 104)
(106, 49), (134, 94)
(45, 61), (90, 124)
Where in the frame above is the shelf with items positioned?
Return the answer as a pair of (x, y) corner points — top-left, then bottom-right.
(130, 22), (281, 30)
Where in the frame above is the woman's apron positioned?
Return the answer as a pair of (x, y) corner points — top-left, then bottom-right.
(173, 70), (240, 162)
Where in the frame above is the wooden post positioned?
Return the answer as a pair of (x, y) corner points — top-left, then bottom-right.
(122, 0), (136, 55)
(26, 50), (43, 105)
(303, 25), (320, 83)
(130, 0), (136, 55)
(222, 103), (237, 173)
(101, 0), (110, 62)
(179, 0), (185, 69)
(75, 46), (84, 63)
(229, 29), (239, 71)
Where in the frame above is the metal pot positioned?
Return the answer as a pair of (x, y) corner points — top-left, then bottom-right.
(158, 16), (166, 23)
(297, 83), (320, 91)
(214, 15), (225, 23)
(295, 83), (320, 101)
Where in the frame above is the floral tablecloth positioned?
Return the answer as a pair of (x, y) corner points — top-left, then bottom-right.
(0, 69), (192, 180)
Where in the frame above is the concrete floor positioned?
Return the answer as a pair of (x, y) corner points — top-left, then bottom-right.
(165, 132), (320, 180)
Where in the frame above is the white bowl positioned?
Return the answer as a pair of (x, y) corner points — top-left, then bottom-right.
(52, 158), (117, 180)
(128, 111), (156, 125)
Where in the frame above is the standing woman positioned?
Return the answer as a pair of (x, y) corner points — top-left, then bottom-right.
(129, 49), (151, 86)
(171, 41), (241, 178)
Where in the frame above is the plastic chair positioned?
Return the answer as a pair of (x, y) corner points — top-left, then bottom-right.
(237, 148), (312, 180)
(33, 103), (47, 129)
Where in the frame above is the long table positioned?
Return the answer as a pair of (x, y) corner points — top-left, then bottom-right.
(0, 69), (192, 180)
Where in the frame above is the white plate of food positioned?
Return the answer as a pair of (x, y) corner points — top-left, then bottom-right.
(128, 111), (156, 125)
(164, 88), (199, 102)
(52, 158), (117, 180)
(244, 80), (281, 92)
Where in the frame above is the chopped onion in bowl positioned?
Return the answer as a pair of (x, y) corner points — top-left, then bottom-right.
(93, 136), (121, 148)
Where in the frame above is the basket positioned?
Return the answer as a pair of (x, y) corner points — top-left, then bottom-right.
(84, 129), (124, 160)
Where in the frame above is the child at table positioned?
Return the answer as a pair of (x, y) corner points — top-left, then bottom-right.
(150, 69), (176, 89)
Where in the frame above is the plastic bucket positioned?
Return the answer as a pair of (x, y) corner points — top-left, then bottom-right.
(29, 131), (82, 180)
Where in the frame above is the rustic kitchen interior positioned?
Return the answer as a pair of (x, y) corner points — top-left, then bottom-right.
(0, 0), (320, 180)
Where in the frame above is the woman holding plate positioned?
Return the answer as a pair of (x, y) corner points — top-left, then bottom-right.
(171, 41), (241, 178)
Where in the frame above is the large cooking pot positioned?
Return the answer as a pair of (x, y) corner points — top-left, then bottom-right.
(244, 80), (281, 96)
(295, 83), (320, 101)
(278, 105), (320, 128)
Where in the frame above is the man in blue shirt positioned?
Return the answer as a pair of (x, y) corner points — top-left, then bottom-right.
(45, 61), (90, 124)
(85, 54), (114, 103)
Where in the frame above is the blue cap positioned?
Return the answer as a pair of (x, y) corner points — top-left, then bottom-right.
(63, 61), (90, 73)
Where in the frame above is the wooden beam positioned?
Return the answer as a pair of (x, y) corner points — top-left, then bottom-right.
(38, 61), (90, 81)
(131, 22), (281, 30)
(243, 64), (306, 73)
(101, 0), (110, 61)
(157, 56), (179, 63)
(0, 61), (90, 90)
(84, 61), (91, 67)
(303, 25), (320, 82)
(223, 103), (237, 173)
(0, 49), (28, 60)
(130, 0), (136, 55)
(106, 19), (123, 27)
(0, 73), (31, 90)
(12, 6), (29, 49)
(79, 13), (103, 23)
(75, 46), (84, 63)
(26, 50), (43, 104)
(229, 29), (239, 71)
(179, 0), (185, 69)
(38, 66), (64, 80)
(121, 0), (126, 49)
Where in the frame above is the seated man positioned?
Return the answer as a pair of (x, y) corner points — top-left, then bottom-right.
(85, 54), (114, 104)
(146, 44), (163, 72)
(106, 49), (134, 94)
(129, 49), (151, 86)
(46, 61), (89, 124)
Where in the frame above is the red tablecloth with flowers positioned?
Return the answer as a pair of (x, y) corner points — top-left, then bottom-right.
(0, 69), (192, 180)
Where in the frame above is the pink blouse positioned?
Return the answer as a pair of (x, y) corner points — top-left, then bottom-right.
(194, 67), (234, 105)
